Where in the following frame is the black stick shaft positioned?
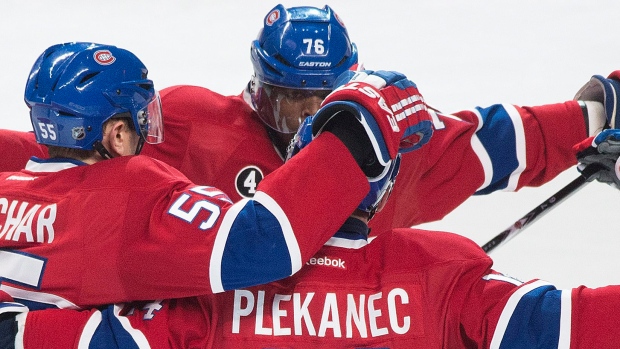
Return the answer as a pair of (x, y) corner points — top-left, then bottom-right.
(481, 164), (603, 254)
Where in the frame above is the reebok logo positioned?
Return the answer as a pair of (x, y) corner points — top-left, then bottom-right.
(306, 255), (345, 269)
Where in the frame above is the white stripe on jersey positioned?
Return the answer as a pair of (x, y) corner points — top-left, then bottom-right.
(490, 280), (552, 349)
(482, 273), (523, 286)
(470, 108), (494, 191)
(15, 312), (27, 349)
(77, 310), (103, 349)
(558, 290), (572, 348)
(503, 104), (527, 192)
(112, 304), (151, 349)
(210, 198), (250, 293)
(472, 133), (493, 191)
(324, 236), (376, 249)
(0, 284), (79, 310)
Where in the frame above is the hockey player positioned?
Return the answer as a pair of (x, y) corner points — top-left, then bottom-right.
(0, 43), (425, 311)
(0, 4), (611, 234)
(3, 70), (620, 349)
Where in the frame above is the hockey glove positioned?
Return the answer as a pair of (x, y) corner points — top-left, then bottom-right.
(575, 129), (620, 187)
(289, 70), (434, 179)
(575, 71), (620, 129)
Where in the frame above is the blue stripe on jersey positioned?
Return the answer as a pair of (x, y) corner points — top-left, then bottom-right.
(89, 306), (141, 349)
(498, 284), (562, 349)
(219, 201), (292, 290)
(473, 104), (519, 195)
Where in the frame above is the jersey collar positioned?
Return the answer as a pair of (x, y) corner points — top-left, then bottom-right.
(25, 157), (86, 173)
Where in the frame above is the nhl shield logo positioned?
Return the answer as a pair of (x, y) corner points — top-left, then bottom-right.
(72, 127), (86, 140)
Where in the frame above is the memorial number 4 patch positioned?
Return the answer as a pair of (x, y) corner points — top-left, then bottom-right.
(235, 166), (264, 198)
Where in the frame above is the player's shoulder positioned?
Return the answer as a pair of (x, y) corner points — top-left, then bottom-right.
(0, 129), (37, 144)
(160, 85), (250, 120)
(102, 155), (192, 187)
(160, 84), (224, 101)
(383, 228), (490, 263)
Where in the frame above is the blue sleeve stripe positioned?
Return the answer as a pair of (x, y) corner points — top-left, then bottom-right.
(473, 104), (526, 194)
(491, 281), (572, 349)
(88, 305), (150, 349)
(209, 198), (251, 293)
(253, 191), (301, 272)
(109, 305), (150, 348)
(490, 280), (553, 349)
(210, 192), (299, 292)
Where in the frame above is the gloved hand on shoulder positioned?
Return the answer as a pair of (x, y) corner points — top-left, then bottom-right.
(287, 70), (434, 179)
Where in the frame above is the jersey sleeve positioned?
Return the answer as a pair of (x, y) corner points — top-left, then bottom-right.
(457, 271), (620, 348)
(371, 101), (588, 229)
(17, 299), (212, 349)
(115, 132), (368, 300)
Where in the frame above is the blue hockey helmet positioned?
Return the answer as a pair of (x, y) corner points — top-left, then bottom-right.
(25, 42), (164, 153)
(250, 4), (358, 134)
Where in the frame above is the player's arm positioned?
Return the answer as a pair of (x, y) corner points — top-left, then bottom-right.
(386, 73), (618, 226)
(0, 304), (148, 349)
(111, 70), (429, 300)
(459, 275), (620, 348)
(420, 71), (619, 196)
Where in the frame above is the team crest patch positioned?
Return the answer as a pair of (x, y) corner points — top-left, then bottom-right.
(93, 50), (116, 65)
(72, 127), (86, 140)
(265, 9), (280, 26)
(235, 166), (264, 198)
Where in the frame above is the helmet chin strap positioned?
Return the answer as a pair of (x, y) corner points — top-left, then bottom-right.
(93, 140), (114, 160)
(134, 137), (145, 155)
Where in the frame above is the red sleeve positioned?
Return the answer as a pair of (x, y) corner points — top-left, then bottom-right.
(569, 285), (620, 348)
(0, 130), (47, 172)
(22, 308), (97, 349)
(123, 132), (368, 297)
(370, 101), (587, 230)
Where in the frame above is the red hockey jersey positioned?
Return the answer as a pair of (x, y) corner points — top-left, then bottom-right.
(0, 130), (46, 172)
(141, 86), (587, 233)
(0, 86), (587, 232)
(14, 218), (620, 348)
(0, 133), (368, 308)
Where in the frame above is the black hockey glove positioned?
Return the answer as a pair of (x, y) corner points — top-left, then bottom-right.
(576, 129), (620, 187)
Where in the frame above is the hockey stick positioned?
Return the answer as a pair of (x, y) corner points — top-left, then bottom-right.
(481, 163), (604, 254)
